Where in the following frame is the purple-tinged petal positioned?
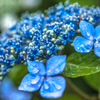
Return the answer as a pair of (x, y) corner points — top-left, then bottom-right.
(79, 21), (95, 40)
(18, 74), (44, 92)
(28, 61), (45, 75)
(40, 76), (66, 99)
(74, 36), (93, 53)
(94, 25), (100, 41)
(46, 55), (66, 76)
(94, 42), (100, 57)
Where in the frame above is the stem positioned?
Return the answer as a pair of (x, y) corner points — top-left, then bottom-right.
(98, 89), (100, 100)
(65, 77), (98, 100)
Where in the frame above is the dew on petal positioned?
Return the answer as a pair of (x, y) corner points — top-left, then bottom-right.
(40, 76), (66, 98)
(44, 83), (49, 89)
(18, 74), (44, 92)
(31, 76), (40, 84)
(74, 36), (93, 53)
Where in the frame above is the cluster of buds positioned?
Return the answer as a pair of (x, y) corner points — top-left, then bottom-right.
(0, 0), (100, 82)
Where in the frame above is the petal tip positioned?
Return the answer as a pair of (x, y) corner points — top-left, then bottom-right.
(18, 86), (23, 91)
(58, 55), (67, 60)
(46, 55), (67, 76)
(28, 61), (45, 75)
(40, 76), (66, 99)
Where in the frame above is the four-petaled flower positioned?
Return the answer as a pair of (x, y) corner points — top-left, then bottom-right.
(18, 55), (66, 98)
(74, 20), (100, 57)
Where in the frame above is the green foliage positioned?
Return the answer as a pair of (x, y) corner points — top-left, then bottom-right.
(63, 52), (100, 78)
(53, 93), (82, 100)
(8, 64), (28, 86)
(70, 0), (98, 6)
(70, 77), (96, 94)
(84, 72), (100, 91)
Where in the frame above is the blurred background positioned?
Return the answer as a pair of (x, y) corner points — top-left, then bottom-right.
(0, 0), (100, 33)
(0, 0), (100, 100)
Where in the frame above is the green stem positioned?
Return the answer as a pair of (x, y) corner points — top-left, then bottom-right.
(98, 89), (100, 100)
(65, 77), (98, 100)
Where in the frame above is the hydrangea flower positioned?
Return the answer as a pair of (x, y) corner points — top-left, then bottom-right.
(1, 0), (100, 83)
(18, 55), (66, 98)
(0, 45), (14, 82)
(0, 77), (32, 100)
(74, 20), (100, 57)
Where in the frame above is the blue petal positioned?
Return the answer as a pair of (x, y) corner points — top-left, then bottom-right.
(94, 42), (100, 57)
(10, 90), (32, 100)
(74, 36), (93, 53)
(18, 74), (44, 92)
(40, 76), (66, 98)
(0, 77), (32, 100)
(0, 78), (14, 98)
(28, 61), (45, 75)
(46, 55), (66, 76)
(94, 25), (100, 41)
(79, 21), (95, 40)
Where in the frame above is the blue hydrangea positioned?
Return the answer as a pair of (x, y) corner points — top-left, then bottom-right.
(0, 77), (32, 100)
(18, 55), (66, 98)
(74, 20), (100, 57)
(0, 45), (14, 82)
(0, 0), (100, 82)
(1, 1), (100, 65)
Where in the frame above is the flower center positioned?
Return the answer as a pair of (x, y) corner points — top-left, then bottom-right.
(93, 38), (96, 43)
(44, 74), (47, 78)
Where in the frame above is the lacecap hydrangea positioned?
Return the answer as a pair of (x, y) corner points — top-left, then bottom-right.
(0, 0), (100, 98)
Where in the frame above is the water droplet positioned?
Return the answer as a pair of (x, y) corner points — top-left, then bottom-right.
(55, 68), (59, 73)
(33, 67), (39, 74)
(31, 76), (40, 84)
(55, 84), (62, 90)
(44, 83), (49, 89)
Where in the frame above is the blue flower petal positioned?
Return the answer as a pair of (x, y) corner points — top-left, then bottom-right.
(18, 74), (44, 92)
(94, 25), (100, 41)
(46, 55), (66, 76)
(94, 42), (100, 57)
(0, 78), (14, 98)
(74, 36), (93, 53)
(79, 21), (95, 40)
(10, 90), (32, 100)
(28, 61), (45, 75)
(40, 76), (66, 99)
(0, 77), (32, 100)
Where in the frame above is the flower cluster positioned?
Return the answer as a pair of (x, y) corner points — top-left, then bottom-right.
(74, 20), (100, 57)
(19, 55), (66, 98)
(0, 0), (100, 82)
(0, 45), (14, 82)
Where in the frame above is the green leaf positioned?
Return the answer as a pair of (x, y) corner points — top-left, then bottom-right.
(84, 72), (100, 91)
(63, 52), (100, 78)
(8, 64), (28, 86)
